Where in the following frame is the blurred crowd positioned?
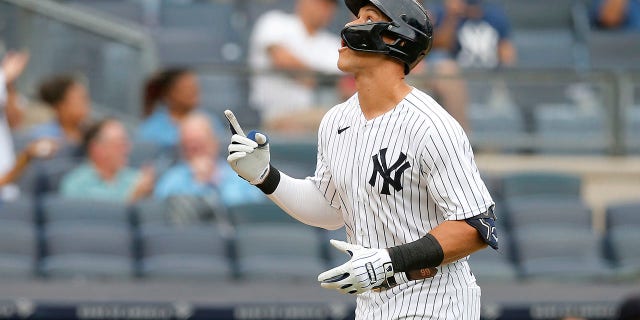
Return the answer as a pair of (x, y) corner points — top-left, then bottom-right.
(1, 0), (639, 207)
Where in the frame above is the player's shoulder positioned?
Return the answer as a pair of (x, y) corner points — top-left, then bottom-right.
(403, 88), (465, 135)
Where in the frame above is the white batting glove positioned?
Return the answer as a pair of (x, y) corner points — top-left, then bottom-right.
(318, 240), (395, 295)
(225, 110), (271, 185)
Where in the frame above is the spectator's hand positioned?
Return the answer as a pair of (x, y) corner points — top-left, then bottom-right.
(1, 51), (29, 84)
(130, 166), (155, 203)
(25, 139), (58, 159)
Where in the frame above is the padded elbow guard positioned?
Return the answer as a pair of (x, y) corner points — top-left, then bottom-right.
(465, 207), (499, 250)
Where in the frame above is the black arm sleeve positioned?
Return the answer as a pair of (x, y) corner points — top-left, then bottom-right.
(387, 233), (444, 272)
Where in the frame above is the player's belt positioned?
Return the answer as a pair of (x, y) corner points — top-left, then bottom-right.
(372, 267), (438, 292)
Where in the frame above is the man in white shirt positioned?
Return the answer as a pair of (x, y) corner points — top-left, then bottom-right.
(0, 51), (29, 199)
(248, 0), (341, 133)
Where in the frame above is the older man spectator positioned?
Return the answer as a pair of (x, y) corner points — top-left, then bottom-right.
(154, 113), (263, 206)
(61, 118), (154, 203)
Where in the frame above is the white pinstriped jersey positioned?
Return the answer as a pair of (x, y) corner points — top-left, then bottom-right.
(309, 88), (494, 319)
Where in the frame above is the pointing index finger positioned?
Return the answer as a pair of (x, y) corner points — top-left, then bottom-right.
(224, 109), (246, 137)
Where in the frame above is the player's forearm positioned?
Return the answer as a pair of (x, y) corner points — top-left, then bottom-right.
(428, 220), (487, 265)
(263, 167), (344, 230)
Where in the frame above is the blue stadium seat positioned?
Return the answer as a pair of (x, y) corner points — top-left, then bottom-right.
(627, 106), (640, 153)
(504, 195), (592, 230)
(41, 195), (132, 226)
(0, 197), (37, 224)
(514, 226), (611, 280)
(588, 32), (640, 70)
(139, 225), (233, 280)
(269, 141), (318, 179)
(469, 103), (526, 151)
(469, 232), (518, 282)
(41, 222), (135, 279)
(227, 201), (298, 225)
(533, 104), (608, 154)
(65, 0), (146, 25)
(134, 198), (169, 226)
(605, 202), (640, 230)
(607, 226), (640, 278)
(501, 172), (582, 200)
(0, 221), (37, 278)
(234, 223), (326, 281)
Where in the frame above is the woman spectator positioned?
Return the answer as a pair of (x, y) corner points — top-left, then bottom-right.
(137, 67), (201, 149)
(29, 74), (91, 157)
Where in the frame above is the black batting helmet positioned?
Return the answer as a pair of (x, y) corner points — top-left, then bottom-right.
(342, 0), (433, 74)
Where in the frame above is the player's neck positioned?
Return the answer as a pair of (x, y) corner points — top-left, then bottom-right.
(355, 69), (412, 120)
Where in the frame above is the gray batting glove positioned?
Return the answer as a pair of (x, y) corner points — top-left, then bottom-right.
(225, 110), (271, 185)
(318, 240), (394, 295)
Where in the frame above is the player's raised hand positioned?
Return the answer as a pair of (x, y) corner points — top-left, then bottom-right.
(318, 240), (395, 295)
(224, 110), (271, 185)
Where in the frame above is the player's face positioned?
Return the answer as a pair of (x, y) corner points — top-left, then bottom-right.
(338, 5), (393, 74)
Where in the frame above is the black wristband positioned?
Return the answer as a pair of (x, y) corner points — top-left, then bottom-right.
(256, 164), (280, 195)
(387, 233), (444, 272)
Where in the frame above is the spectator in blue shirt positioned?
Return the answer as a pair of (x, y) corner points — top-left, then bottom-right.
(592, 0), (640, 31)
(431, 0), (516, 69)
(420, 0), (516, 130)
(137, 67), (200, 149)
(61, 118), (155, 203)
(154, 113), (264, 206)
(30, 74), (91, 157)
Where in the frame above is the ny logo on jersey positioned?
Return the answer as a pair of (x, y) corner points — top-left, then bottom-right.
(369, 148), (411, 195)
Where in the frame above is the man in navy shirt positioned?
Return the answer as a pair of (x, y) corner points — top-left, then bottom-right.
(430, 0), (516, 68)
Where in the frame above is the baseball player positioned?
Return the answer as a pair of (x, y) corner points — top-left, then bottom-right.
(226, 0), (498, 318)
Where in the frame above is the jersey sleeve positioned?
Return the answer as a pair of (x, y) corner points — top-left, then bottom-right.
(307, 110), (341, 210)
(420, 124), (494, 221)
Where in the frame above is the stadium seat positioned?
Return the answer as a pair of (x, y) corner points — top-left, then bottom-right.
(607, 226), (640, 277)
(605, 202), (640, 230)
(513, 226), (611, 280)
(41, 222), (135, 279)
(511, 30), (577, 69)
(234, 223), (326, 281)
(469, 232), (518, 282)
(0, 197), (37, 224)
(468, 103), (526, 152)
(533, 104), (608, 154)
(227, 201), (298, 225)
(0, 221), (37, 278)
(627, 106), (640, 153)
(139, 225), (233, 280)
(269, 141), (318, 179)
(504, 195), (592, 230)
(500, 172), (582, 200)
(134, 198), (169, 226)
(41, 195), (132, 226)
(588, 32), (640, 70)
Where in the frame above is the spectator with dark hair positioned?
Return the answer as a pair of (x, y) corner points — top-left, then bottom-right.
(137, 67), (201, 148)
(29, 74), (91, 156)
(154, 114), (263, 206)
(591, 0), (640, 31)
(61, 118), (155, 203)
